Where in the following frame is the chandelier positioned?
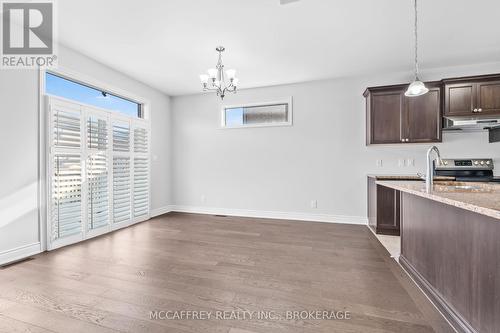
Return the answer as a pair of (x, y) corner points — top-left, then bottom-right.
(199, 46), (239, 100)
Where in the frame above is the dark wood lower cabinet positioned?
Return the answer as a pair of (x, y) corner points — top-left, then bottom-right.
(367, 178), (400, 235)
(400, 192), (500, 333)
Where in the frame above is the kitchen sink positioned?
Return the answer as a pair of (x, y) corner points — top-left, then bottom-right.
(431, 181), (493, 193)
(449, 185), (482, 190)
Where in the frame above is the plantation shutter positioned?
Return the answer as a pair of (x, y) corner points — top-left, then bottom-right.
(113, 122), (130, 152)
(133, 124), (149, 218)
(133, 157), (149, 217)
(112, 120), (132, 224)
(53, 106), (81, 148)
(113, 157), (131, 223)
(133, 127), (148, 153)
(51, 154), (82, 240)
(87, 114), (110, 231)
(50, 101), (83, 242)
(87, 153), (109, 230)
(47, 96), (150, 250)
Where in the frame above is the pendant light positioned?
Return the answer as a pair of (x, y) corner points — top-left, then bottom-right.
(405, 0), (428, 97)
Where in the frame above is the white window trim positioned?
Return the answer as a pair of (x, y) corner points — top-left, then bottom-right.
(38, 67), (151, 251)
(220, 97), (293, 129)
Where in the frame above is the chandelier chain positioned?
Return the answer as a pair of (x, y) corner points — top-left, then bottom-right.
(414, 0), (419, 79)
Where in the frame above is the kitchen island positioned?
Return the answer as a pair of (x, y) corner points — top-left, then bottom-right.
(377, 180), (500, 333)
(367, 175), (456, 235)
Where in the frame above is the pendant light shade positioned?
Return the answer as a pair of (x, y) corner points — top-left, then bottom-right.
(405, 79), (429, 97)
(405, 0), (428, 97)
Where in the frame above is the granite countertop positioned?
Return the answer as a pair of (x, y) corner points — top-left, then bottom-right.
(376, 180), (500, 220)
(368, 174), (455, 181)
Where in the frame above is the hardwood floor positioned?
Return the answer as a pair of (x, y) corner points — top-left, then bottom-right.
(0, 213), (453, 333)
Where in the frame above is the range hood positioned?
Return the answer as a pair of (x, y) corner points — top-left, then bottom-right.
(490, 125), (500, 142)
(443, 117), (500, 131)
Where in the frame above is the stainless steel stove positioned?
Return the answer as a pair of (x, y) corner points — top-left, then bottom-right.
(434, 158), (500, 182)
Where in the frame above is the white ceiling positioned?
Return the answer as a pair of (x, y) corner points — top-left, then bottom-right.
(57, 0), (500, 96)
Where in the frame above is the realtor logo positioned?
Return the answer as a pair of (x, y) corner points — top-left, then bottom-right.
(1, 0), (57, 68)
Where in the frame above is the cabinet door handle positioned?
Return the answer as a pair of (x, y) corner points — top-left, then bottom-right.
(473, 108), (477, 113)
(478, 108), (483, 112)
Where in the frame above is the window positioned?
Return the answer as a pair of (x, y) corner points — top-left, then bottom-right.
(222, 99), (292, 128)
(45, 72), (142, 118)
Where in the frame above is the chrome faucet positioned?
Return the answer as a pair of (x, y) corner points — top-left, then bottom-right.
(425, 146), (442, 193)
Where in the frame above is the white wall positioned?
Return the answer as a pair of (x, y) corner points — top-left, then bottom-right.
(171, 62), (500, 223)
(0, 70), (40, 260)
(0, 45), (172, 264)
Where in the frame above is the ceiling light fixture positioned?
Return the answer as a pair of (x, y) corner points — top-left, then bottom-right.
(199, 46), (238, 100)
(405, 0), (428, 97)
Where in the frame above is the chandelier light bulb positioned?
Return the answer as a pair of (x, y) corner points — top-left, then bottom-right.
(199, 74), (209, 84)
(232, 78), (239, 86)
(226, 69), (236, 80)
(207, 68), (217, 79)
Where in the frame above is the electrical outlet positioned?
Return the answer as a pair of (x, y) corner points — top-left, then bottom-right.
(407, 158), (415, 167)
(310, 200), (317, 209)
(398, 159), (405, 167)
(376, 159), (383, 167)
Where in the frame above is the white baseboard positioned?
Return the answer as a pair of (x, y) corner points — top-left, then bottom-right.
(168, 205), (368, 225)
(0, 242), (41, 266)
(150, 206), (173, 217)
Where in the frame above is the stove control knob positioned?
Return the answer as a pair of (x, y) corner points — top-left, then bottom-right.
(474, 161), (479, 165)
(443, 161), (448, 165)
(480, 161), (485, 165)
(486, 160), (491, 165)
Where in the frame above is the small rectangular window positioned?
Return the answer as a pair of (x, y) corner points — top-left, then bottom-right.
(222, 99), (292, 128)
(45, 72), (142, 118)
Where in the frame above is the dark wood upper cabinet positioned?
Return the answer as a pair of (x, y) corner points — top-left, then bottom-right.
(444, 74), (500, 116)
(364, 83), (442, 145)
(367, 89), (404, 144)
(365, 74), (500, 145)
(444, 82), (475, 116)
(405, 85), (442, 143)
(477, 80), (500, 114)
